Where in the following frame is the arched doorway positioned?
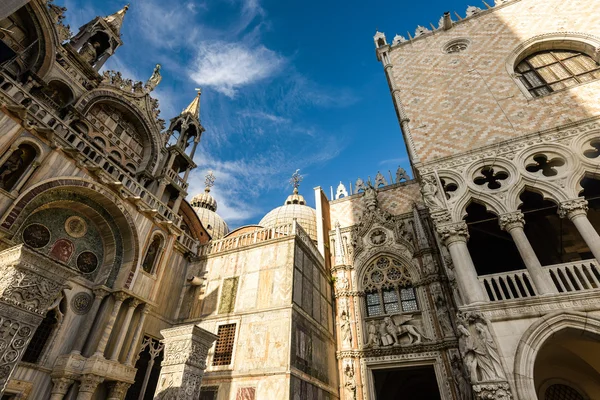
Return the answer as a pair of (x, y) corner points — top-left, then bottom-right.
(534, 327), (600, 399)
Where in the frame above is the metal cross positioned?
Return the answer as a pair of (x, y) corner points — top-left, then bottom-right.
(289, 169), (303, 190)
(205, 170), (215, 188)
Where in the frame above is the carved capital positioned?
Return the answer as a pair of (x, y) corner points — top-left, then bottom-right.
(107, 381), (131, 399)
(79, 374), (104, 393)
(436, 222), (469, 245)
(558, 198), (588, 219)
(430, 210), (452, 226)
(92, 287), (109, 299)
(472, 382), (512, 400)
(113, 292), (130, 303)
(498, 212), (525, 231)
(129, 298), (143, 309)
(51, 377), (74, 395)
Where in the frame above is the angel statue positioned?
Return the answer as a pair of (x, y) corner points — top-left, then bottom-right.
(145, 64), (162, 92)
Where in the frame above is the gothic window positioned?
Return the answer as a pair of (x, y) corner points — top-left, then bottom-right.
(142, 235), (163, 274)
(516, 50), (600, 97)
(22, 309), (58, 364)
(213, 323), (236, 366)
(544, 384), (585, 400)
(0, 144), (37, 192)
(362, 256), (417, 317)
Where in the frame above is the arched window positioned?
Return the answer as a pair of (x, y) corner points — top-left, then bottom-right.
(516, 50), (600, 97)
(0, 143), (37, 192)
(544, 383), (585, 400)
(362, 256), (418, 317)
(21, 292), (66, 365)
(142, 235), (163, 273)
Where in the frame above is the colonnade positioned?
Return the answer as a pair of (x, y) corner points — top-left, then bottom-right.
(437, 197), (600, 305)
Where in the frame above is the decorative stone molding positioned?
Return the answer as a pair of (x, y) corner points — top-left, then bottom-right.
(558, 198), (588, 219)
(498, 212), (525, 231)
(473, 382), (512, 400)
(52, 353), (137, 385)
(0, 245), (77, 395)
(436, 222), (469, 245)
(153, 324), (218, 399)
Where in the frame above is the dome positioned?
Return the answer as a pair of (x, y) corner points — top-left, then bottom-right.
(259, 188), (317, 241)
(190, 172), (229, 239)
(193, 206), (229, 239)
(190, 188), (217, 212)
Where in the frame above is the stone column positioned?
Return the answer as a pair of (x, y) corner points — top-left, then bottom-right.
(155, 178), (169, 200)
(559, 198), (600, 261)
(153, 325), (218, 399)
(76, 374), (104, 400)
(71, 288), (108, 355)
(49, 377), (75, 400)
(436, 222), (487, 304)
(107, 381), (131, 400)
(172, 195), (184, 214)
(0, 245), (77, 396)
(94, 292), (129, 357)
(499, 212), (556, 295)
(125, 306), (150, 366)
(110, 299), (142, 361)
(139, 338), (163, 400)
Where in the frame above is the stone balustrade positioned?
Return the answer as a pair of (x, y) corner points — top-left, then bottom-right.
(166, 167), (189, 191)
(478, 259), (600, 302)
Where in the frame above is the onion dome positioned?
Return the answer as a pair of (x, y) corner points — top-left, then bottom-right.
(191, 172), (229, 239)
(258, 170), (317, 241)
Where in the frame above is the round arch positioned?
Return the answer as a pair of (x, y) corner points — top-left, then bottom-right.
(0, 177), (140, 288)
(514, 311), (600, 400)
(76, 92), (161, 175)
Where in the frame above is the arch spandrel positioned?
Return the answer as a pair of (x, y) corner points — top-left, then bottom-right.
(0, 177), (140, 289)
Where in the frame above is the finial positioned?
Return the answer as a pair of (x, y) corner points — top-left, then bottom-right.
(182, 89), (201, 120)
(205, 170), (215, 192)
(289, 169), (303, 192)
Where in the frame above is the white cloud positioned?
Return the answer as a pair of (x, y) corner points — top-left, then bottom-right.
(238, 110), (290, 124)
(189, 42), (284, 97)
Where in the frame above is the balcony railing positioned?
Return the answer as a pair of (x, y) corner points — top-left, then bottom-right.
(0, 73), (181, 225)
(166, 168), (189, 191)
(479, 259), (600, 302)
(177, 230), (199, 254)
(198, 220), (323, 263)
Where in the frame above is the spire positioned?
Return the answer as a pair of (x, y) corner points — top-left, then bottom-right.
(182, 89), (201, 120)
(104, 4), (129, 35)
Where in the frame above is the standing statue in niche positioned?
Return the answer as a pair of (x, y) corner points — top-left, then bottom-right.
(362, 183), (378, 211)
(0, 149), (25, 190)
(396, 166), (410, 183)
(343, 362), (357, 400)
(421, 175), (445, 210)
(79, 41), (101, 64)
(475, 322), (505, 380)
(451, 354), (473, 400)
(145, 64), (162, 92)
(435, 293), (454, 337)
(340, 311), (352, 348)
(458, 322), (499, 383)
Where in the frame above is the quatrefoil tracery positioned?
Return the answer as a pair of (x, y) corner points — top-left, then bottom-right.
(440, 177), (459, 199)
(583, 139), (600, 159)
(473, 166), (509, 190)
(525, 154), (566, 177)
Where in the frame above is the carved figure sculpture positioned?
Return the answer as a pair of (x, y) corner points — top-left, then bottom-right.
(145, 64), (162, 92)
(396, 167), (410, 182)
(458, 323), (497, 383)
(366, 320), (380, 347)
(79, 41), (101, 64)
(378, 320), (395, 346)
(363, 183), (378, 211)
(421, 175), (445, 210)
(387, 315), (431, 345)
(475, 322), (505, 380)
(435, 294), (454, 337)
(451, 354), (473, 400)
(0, 149), (24, 189)
(340, 311), (352, 347)
(344, 363), (357, 400)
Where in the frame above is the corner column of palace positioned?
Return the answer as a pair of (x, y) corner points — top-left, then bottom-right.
(153, 325), (218, 399)
(0, 245), (77, 396)
(436, 221), (487, 304)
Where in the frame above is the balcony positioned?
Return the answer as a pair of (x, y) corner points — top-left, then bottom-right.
(165, 167), (189, 191)
(0, 73), (181, 226)
(479, 259), (600, 302)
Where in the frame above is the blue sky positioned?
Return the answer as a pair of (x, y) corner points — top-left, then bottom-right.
(58, 0), (476, 228)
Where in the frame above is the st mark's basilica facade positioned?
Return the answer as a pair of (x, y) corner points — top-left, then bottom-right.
(0, 0), (599, 399)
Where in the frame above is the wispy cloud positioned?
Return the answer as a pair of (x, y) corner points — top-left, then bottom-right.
(238, 110), (290, 124)
(190, 42), (285, 97)
(378, 157), (409, 166)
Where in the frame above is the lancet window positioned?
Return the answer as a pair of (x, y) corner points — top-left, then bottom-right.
(516, 50), (600, 97)
(362, 256), (418, 317)
(142, 234), (163, 274)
